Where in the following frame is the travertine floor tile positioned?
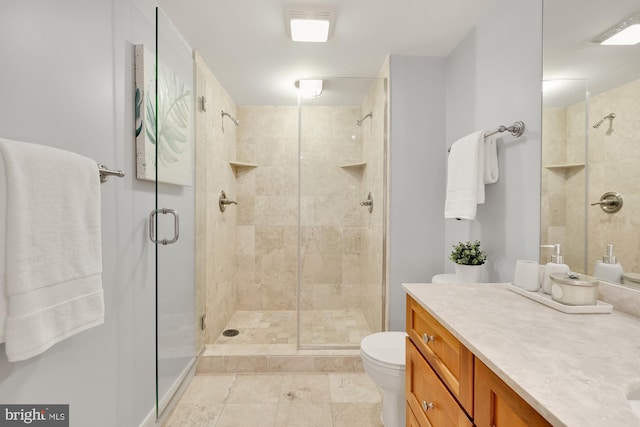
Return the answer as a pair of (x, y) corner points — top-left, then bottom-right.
(162, 402), (223, 427)
(331, 402), (384, 427)
(178, 375), (235, 405)
(216, 403), (278, 427)
(328, 372), (382, 403)
(280, 374), (331, 402)
(226, 374), (284, 403)
(275, 401), (333, 427)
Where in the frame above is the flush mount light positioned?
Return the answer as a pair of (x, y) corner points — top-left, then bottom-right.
(295, 79), (323, 98)
(285, 8), (335, 42)
(592, 13), (640, 45)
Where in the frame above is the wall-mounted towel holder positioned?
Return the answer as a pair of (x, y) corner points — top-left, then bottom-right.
(98, 163), (125, 183)
(447, 121), (525, 152)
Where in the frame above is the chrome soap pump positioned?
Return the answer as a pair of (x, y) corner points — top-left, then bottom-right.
(540, 244), (570, 294)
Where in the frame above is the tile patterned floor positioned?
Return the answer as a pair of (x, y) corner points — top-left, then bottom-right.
(213, 310), (372, 347)
(162, 372), (384, 427)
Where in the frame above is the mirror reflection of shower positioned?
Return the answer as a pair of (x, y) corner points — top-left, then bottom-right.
(221, 110), (239, 132)
(351, 111), (373, 140)
(592, 112), (615, 135)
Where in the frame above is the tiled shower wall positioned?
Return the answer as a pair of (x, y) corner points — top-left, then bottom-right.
(298, 105), (367, 314)
(359, 79), (386, 332)
(194, 52), (238, 344)
(541, 103), (586, 271)
(541, 78), (640, 276)
(235, 106), (299, 311)
(587, 78), (640, 275)
(235, 81), (386, 334)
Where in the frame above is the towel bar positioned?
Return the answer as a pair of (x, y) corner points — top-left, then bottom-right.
(447, 121), (525, 152)
(98, 163), (125, 183)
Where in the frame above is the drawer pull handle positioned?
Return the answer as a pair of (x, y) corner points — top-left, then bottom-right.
(422, 333), (435, 343)
(422, 401), (434, 412)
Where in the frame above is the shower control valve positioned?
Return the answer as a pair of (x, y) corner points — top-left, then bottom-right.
(360, 192), (373, 213)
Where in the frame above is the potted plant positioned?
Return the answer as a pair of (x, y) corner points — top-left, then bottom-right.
(449, 240), (487, 282)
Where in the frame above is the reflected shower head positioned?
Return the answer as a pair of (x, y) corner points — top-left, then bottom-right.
(356, 112), (373, 126)
(221, 110), (239, 126)
(592, 113), (615, 129)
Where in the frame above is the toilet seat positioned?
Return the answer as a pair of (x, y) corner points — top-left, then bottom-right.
(360, 331), (406, 369)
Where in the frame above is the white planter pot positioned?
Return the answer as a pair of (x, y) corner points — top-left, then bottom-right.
(455, 264), (483, 283)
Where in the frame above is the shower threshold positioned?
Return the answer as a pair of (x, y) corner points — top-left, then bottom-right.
(196, 309), (371, 374)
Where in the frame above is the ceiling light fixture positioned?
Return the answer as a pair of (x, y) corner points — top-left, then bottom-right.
(593, 13), (640, 45)
(295, 79), (323, 98)
(285, 8), (335, 42)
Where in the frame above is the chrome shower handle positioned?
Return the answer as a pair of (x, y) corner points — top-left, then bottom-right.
(219, 190), (238, 212)
(590, 191), (623, 213)
(149, 208), (180, 245)
(360, 192), (373, 213)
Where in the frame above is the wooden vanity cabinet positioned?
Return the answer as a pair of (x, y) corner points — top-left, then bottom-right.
(406, 339), (474, 426)
(406, 295), (552, 427)
(406, 296), (474, 412)
(406, 296), (474, 426)
(474, 359), (552, 427)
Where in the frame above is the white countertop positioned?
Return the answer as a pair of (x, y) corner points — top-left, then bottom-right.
(403, 282), (640, 427)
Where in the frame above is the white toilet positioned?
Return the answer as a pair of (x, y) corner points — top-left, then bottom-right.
(432, 273), (458, 283)
(360, 331), (407, 427)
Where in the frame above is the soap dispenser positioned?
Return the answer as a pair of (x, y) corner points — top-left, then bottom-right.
(540, 244), (570, 294)
(592, 244), (624, 283)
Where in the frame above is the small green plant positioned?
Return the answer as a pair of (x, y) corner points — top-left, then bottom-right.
(450, 240), (487, 265)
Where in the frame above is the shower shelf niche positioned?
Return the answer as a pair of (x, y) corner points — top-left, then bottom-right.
(545, 162), (584, 170)
(229, 161), (258, 174)
(340, 161), (366, 170)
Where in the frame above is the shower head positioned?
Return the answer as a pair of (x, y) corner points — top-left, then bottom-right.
(356, 112), (373, 126)
(221, 110), (240, 126)
(592, 113), (615, 129)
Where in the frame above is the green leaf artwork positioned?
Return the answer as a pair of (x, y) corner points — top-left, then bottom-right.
(145, 66), (191, 167)
(134, 44), (192, 186)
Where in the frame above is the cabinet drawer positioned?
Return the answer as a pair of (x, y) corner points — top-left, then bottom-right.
(407, 403), (421, 427)
(406, 340), (473, 427)
(474, 359), (552, 427)
(406, 296), (474, 413)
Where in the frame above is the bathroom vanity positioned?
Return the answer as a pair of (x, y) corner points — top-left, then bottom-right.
(403, 282), (640, 427)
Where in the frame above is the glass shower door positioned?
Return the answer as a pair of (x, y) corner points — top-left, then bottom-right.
(297, 77), (387, 348)
(154, 8), (196, 418)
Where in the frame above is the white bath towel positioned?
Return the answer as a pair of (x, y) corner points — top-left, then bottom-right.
(484, 134), (499, 184)
(0, 137), (104, 362)
(444, 131), (485, 220)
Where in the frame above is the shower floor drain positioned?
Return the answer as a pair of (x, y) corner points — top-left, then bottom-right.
(222, 329), (240, 337)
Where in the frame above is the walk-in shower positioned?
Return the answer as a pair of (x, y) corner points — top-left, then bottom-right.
(194, 76), (388, 360)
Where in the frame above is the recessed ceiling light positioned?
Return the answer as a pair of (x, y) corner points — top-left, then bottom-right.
(285, 8), (335, 42)
(295, 79), (323, 98)
(593, 13), (640, 45)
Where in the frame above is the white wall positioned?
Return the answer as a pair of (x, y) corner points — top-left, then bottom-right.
(0, 1), (186, 425)
(387, 0), (542, 330)
(444, 0), (543, 282)
(388, 56), (447, 331)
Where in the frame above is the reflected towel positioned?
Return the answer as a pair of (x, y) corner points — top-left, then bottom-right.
(0, 137), (104, 362)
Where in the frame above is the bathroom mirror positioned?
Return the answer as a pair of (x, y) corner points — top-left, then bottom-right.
(541, 0), (640, 287)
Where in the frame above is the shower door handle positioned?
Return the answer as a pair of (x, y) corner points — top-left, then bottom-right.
(149, 208), (180, 245)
